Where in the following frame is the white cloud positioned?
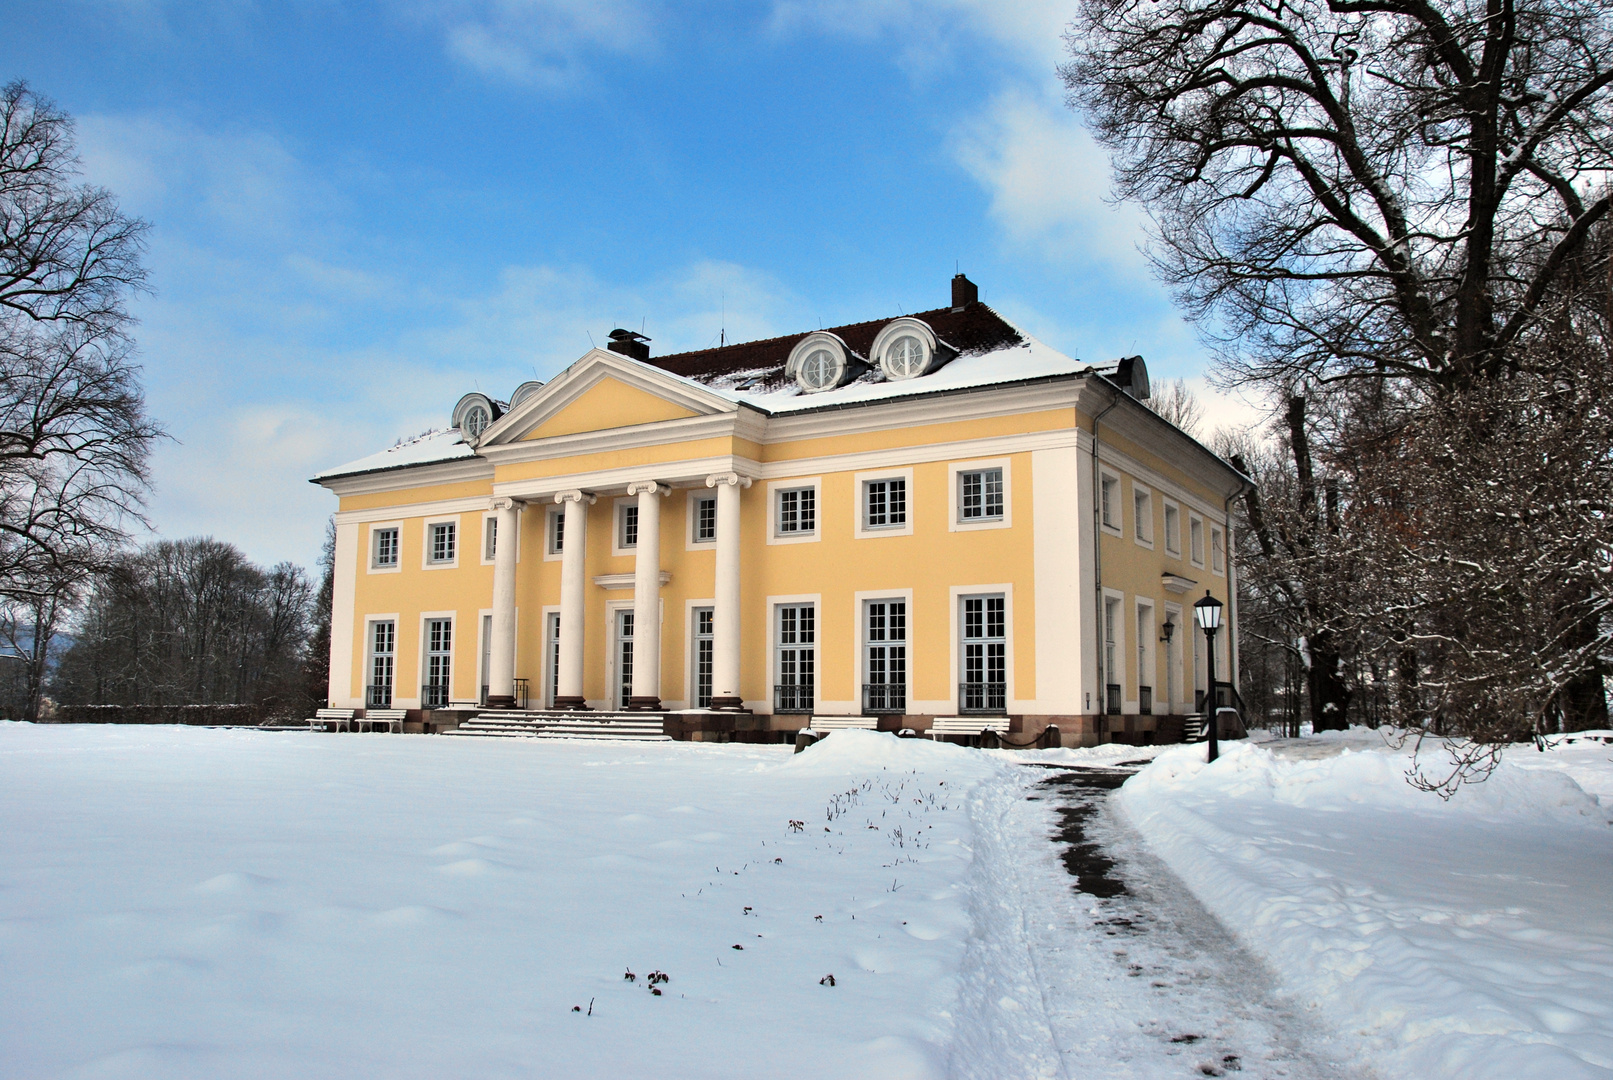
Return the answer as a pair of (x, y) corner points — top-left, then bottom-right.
(950, 88), (1146, 271)
(417, 0), (653, 88)
(768, 0), (1073, 76)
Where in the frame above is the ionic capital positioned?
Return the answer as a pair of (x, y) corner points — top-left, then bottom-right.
(705, 472), (754, 490)
(489, 496), (521, 512)
(554, 489), (597, 506)
(626, 480), (671, 497)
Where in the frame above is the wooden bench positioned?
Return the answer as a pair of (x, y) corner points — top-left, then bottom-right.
(929, 717), (1010, 745)
(807, 717), (879, 733)
(356, 708), (407, 734)
(307, 708), (354, 732)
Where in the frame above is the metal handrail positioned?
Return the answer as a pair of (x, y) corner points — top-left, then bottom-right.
(773, 683), (814, 714)
(421, 683), (450, 709)
(862, 683), (907, 714)
(959, 682), (1007, 715)
(365, 684), (392, 708)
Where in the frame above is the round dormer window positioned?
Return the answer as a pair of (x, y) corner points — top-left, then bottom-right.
(871, 318), (947, 381)
(800, 349), (838, 390)
(452, 392), (500, 442)
(786, 332), (853, 394)
(886, 335), (927, 378)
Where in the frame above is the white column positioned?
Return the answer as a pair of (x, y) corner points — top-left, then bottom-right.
(626, 480), (669, 709)
(487, 497), (522, 708)
(554, 490), (594, 709)
(706, 472), (751, 709)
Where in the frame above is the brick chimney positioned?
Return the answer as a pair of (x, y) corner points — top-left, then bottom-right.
(951, 273), (979, 311)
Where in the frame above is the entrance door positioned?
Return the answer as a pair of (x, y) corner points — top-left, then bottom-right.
(616, 609), (635, 710)
(693, 607), (714, 709)
(480, 613), (492, 705)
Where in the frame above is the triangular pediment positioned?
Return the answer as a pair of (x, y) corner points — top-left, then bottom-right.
(482, 349), (738, 445)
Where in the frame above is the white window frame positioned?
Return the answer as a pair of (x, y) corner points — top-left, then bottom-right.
(1162, 499), (1182, 557)
(1135, 599), (1156, 714)
(946, 583), (1015, 713)
(1101, 587), (1125, 714)
(1189, 513), (1206, 568)
(853, 467), (914, 539)
(542, 606), (562, 708)
(763, 592), (823, 713)
(364, 614), (400, 707)
(1132, 482), (1155, 548)
(422, 515), (460, 570)
(419, 611), (456, 705)
(1211, 525), (1226, 576)
(685, 598), (717, 709)
(766, 478), (822, 546)
(686, 490), (718, 550)
(1099, 470), (1122, 536)
(544, 505), (565, 562)
(852, 588), (915, 714)
(612, 496), (639, 556)
(948, 458), (1012, 533)
(368, 522), (403, 574)
(480, 515), (498, 565)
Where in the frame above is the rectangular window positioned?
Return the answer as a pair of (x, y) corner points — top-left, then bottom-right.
(549, 508), (565, 555)
(423, 618), (452, 707)
(695, 497), (717, 543)
(865, 479), (907, 530)
(960, 595), (1006, 713)
(621, 504), (639, 548)
(775, 603), (815, 713)
(777, 488), (816, 535)
(960, 469), (1004, 521)
(1164, 504), (1180, 555)
(616, 609), (635, 709)
(864, 600), (907, 714)
(1191, 518), (1205, 565)
(429, 522), (456, 564)
(694, 607), (714, 708)
(1104, 598), (1121, 715)
(1101, 476), (1118, 529)
(368, 620), (395, 708)
(373, 527), (399, 568)
(1134, 489), (1151, 542)
(1212, 527), (1225, 573)
(484, 517), (498, 561)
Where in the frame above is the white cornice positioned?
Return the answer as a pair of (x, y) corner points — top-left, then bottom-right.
(317, 457), (494, 497)
(333, 495), (494, 525)
(594, 571), (672, 590)
(479, 410), (746, 466)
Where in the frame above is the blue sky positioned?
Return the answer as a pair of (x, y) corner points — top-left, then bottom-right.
(8, 0), (1259, 570)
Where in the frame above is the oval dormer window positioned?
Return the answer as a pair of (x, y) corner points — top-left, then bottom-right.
(786, 332), (852, 394)
(871, 318), (947, 381)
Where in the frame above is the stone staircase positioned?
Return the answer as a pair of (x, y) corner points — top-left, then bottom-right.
(442, 710), (671, 742)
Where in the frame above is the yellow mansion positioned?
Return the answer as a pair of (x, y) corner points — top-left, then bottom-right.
(314, 276), (1246, 745)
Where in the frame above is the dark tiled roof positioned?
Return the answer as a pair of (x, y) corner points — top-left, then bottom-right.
(647, 303), (1024, 387)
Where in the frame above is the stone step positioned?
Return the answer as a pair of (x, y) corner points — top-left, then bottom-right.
(443, 713), (670, 743)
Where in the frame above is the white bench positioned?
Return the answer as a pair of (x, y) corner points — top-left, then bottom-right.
(808, 717), (879, 733)
(307, 708), (354, 732)
(929, 717), (1010, 743)
(356, 709), (407, 734)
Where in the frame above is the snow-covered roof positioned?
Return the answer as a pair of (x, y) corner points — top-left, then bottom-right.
(314, 428), (474, 481)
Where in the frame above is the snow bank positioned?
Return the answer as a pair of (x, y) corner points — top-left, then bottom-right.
(1118, 734), (1613, 1080)
(780, 728), (1002, 779)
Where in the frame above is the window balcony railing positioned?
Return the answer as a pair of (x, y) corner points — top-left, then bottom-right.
(862, 683), (906, 714)
(774, 682), (815, 714)
(1105, 684), (1121, 715)
(421, 683), (450, 709)
(1139, 685), (1152, 713)
(959, 682), (1006, 715)
(477, 679), (529, 708)
(366, 683), (392, 708)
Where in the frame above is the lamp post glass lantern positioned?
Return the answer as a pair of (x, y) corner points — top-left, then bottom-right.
(1193, 591), (1222, 762)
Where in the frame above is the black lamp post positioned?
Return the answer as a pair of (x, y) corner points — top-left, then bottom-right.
(1193, 590), (1223, 763)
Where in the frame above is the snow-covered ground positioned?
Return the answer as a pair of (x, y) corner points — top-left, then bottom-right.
(4, 722), (1608, 1079)
(1118, 728), (1613, 1080)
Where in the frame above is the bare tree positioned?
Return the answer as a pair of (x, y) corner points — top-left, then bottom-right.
(1146, 377), (1206, 436)
(1063, 0), (1613, 388)
(0, 81), (158, 700)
